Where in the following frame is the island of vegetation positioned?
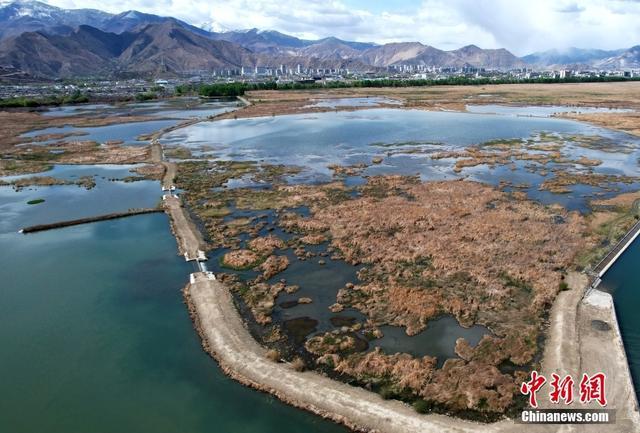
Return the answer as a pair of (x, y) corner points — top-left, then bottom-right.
(2, 81), (640, 431)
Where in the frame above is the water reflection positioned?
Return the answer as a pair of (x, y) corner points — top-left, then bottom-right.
(373, 317), (490, 367)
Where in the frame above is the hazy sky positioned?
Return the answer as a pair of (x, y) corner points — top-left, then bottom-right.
(44, 0), (640, 54)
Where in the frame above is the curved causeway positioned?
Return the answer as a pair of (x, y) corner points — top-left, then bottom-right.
(158, 100), (640, 433)
(185, 268), (640, 433)
(186, 271), (499, 433)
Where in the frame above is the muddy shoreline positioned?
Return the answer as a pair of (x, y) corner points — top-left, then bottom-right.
(153, 92), (640, 430)
(5, 87), (639, 431)
(180, 219), (640, 433)
(214, 82), (640, 139)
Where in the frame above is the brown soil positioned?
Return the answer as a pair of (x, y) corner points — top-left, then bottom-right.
(216, 82), (640, 120)
(561, 111), (640, 137)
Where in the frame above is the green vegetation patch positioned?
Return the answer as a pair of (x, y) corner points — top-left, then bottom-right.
(134, 92), (157, 102)
(164, 146), (192, 159)
(200, 206), (232, 218)
(185, 76), (640, 97)
(0, 90), (89, 108)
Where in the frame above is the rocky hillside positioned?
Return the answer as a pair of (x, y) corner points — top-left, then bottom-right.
(0, 0), (526, 78)
(0, 0), (111, 38)
(0, 0), (208, 38)
(0, 21), (373, 78)
(0, 22), (255, 77)
(594, 45), (640, 69)
(522, 47), (625, 67)
(1, 0), (637, 78)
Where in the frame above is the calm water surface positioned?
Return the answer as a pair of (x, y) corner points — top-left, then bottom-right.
(600, 240), (640, 399)
(375, 317), (489, 367)
(466, 104), (633, 117)
(161, 108), (640, 211)
(21, 119), (178, 146)
(4, 102), (640, 428)
(304, 97), (402, 108)
(0, 168), (346, 433)
(42, 98), (237, 119)
(25, 98), (238, 146)
(0, 165), (160, 233)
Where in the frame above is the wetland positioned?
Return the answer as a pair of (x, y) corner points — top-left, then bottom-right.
(3, 83), (640, 428)
(165, 93), (639, 417)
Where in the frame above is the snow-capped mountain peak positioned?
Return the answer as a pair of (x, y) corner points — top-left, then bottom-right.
(200, 20), (229, 33)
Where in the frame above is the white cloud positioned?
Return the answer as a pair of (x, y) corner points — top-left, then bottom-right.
(42, 0), (640, 54)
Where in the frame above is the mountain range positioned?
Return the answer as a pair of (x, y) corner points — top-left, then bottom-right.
(0, 0), (638, 79)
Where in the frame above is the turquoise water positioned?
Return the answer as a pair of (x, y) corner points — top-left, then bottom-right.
(0, 171), (346, 433)
(0, 165), (160, 233)
(599, 240), (640, 399)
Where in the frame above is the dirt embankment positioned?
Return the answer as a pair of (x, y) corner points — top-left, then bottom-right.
(163, 195), (206, 260)
(537, 273), (640, 431)
(187, 267), (640, 433)
(170, 173), (640, 431)
(186, 272), (508, 433)
(164, 148), (640, 431)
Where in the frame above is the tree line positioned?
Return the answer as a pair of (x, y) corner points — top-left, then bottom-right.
(0, 90), (89, 108)
(178, 75), (640, 97)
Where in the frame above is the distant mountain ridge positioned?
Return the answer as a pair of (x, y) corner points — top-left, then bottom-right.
(0, 22), (374, 77)
(522, 47), (626, 67)
(523, 46), (640, 71)
(0, 0), (638, 79)
(594, 45), (640, 69)
(0, 0), (111, 38)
